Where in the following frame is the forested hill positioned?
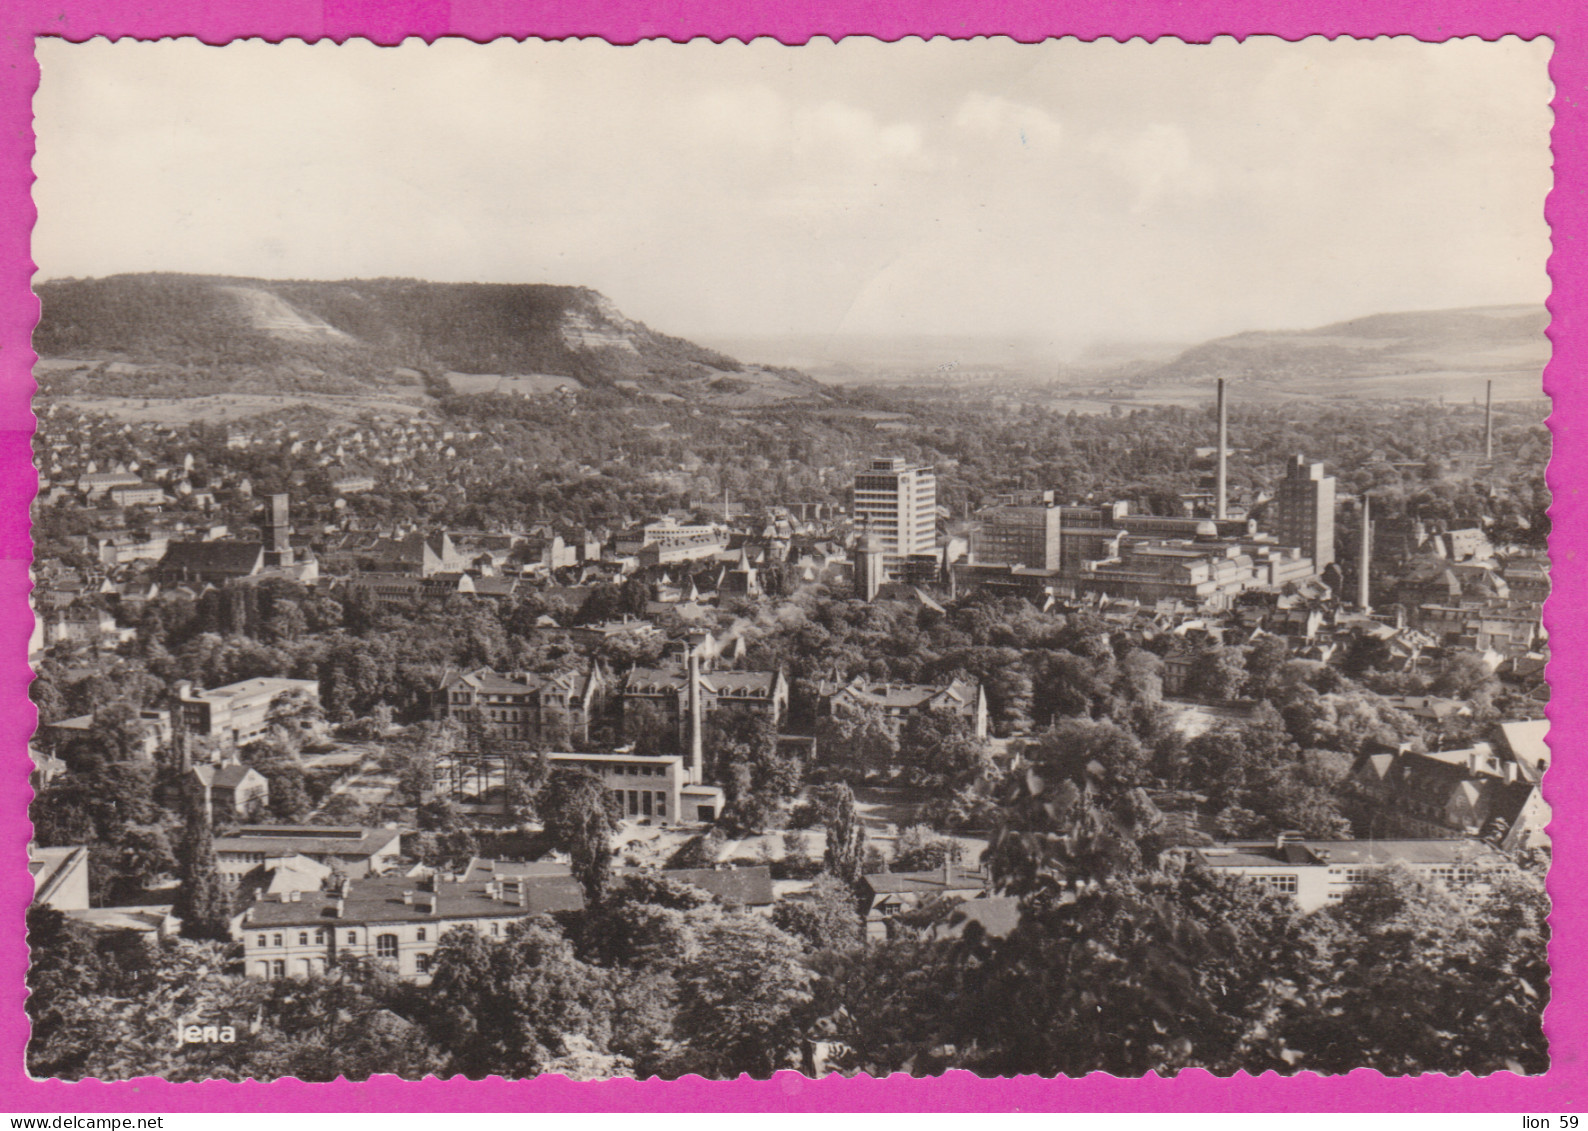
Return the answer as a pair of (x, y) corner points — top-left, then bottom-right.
(1138, 304), (1550, 394)
(32, 274), (823, 405)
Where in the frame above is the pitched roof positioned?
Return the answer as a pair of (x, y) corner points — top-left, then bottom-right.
(159, 541), (264, 575)
(241, 872), (581, 928)
(1496, 719), (1551, 781)
(216, 827), (401, 859)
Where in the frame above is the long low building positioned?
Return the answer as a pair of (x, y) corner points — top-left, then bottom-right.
(238, 863), (772, 981)
(214, 825), (404, 887)
(1189, 836), (1512, 913)
(545, 751), (725, 824)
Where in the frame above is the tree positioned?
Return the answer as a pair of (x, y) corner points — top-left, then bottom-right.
(669, 913), (816, 1078)
(539, 768), (620, 906)
(818, 782), (865, 886)
(418, 919), (616, 1079)
(110, 824), (177, 892)
(891, 824), (965, 873)
(1285, 865), (1547, 1075)
(88, 701), (151, 764)
(622, 699), (676, 756)
(814, 707), (898, 780)
(1188, 644), (1248, 702)
(504, 749), (550, 823)
(1243, 635), (1290, 700)
(772, 874), (863, 951)
(896, 713), (992, 789)
(172, 784), (229, 941)
(1023, 716), (1149, 792)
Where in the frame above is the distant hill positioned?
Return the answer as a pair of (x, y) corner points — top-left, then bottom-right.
(1137, 305), (1549, 398)
(32, 274), (823, 407)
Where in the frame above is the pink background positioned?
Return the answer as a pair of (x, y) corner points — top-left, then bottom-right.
(0, 0), (1581, 1112)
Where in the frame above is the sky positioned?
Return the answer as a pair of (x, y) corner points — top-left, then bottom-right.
(33, 36), (1554, 351)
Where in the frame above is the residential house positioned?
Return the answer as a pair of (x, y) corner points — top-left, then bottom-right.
(859, 865), (988, 940)
(192, 762), (271, 818)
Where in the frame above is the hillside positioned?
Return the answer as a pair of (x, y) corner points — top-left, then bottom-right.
(1135, 304), (1549, 400)
(32, 273), (824, 408)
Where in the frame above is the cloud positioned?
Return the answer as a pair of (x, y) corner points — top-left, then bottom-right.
(1088, 122), (1209, 211)
(952, 92), (1064, 151)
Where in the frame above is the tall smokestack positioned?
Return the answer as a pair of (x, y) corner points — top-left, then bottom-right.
(1358, 495), (1373, 612)
(687, 644), (704, 784)
(1485, 380), (1494, 462)
(1215, 378), (1228, 521)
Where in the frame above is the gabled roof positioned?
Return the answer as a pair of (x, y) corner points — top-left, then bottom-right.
(1496, 719), (1550, 781)
(194, 763), (263, 790)
(159, 541), (264, 576)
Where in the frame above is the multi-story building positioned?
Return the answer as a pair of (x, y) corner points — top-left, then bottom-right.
(157, 540), (267, 586)
(816, 675), (988, 739)
(107, 483), (167, 508)
(237, 871), (583, 981)
(850, 457), (937, 574)
(174, 676), (321, 749)
(434, 665), (606, 747)
(238, 862), (772, 981)
(1274, 455), (1336, 571)
(1344, 720), (1551, 850)
(970, 491), (1062, 571)
(620, 665), (789, 751)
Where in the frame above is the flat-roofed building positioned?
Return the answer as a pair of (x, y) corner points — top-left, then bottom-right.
(1190, 836), (1511, 913)
(970, 491), (1062, 571)
(543, 750), (724, 824)
(850, 457), (937, 575)
(1274, 455), (1336, 571)
(174, 676), (321, 748)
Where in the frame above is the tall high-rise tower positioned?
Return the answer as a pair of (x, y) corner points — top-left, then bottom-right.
(850, 457), (937, 574)
(1275, 455), (1336, 572)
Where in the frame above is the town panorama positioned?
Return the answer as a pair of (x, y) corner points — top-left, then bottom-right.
(22, 273), (1551, 1081)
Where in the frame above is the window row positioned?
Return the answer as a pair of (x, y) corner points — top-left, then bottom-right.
(253, 927), (430, 948)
